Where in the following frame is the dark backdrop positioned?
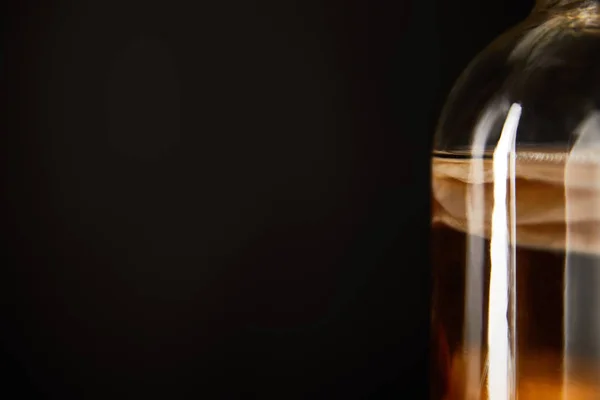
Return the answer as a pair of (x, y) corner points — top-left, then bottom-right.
(0, 0), (532, 398)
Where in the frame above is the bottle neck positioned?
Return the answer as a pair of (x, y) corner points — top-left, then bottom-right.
(536, 0), (598, 10)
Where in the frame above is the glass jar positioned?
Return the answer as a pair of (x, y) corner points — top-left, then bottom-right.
(431, 0), (600, 399)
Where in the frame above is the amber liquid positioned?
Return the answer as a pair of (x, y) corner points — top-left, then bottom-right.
(431, 151), (600, 400)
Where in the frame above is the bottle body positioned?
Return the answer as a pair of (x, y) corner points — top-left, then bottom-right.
(431, 2), (600, 399)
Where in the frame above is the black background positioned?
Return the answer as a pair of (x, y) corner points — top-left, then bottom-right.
(0, 0), (532, 398)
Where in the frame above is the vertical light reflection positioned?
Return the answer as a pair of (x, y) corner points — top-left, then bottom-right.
(509, 113), (518, 396)
(464, 101), (505, 395)
(464, 152), (485, 395)
(488, 103), (521, 400)
(563, 111), (600, 399)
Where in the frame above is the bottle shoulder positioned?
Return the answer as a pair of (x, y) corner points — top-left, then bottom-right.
(434, 10), (600, 153)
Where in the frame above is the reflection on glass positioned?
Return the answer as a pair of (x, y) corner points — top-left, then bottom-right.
(430, 1), (600, 399)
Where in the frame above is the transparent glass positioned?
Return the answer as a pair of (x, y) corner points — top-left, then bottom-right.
(431, 1), (600, 399)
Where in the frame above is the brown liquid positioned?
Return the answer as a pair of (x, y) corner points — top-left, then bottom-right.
(431, 151), (600, 400)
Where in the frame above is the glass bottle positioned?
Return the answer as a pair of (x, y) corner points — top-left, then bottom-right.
(431, 0), (600, 399)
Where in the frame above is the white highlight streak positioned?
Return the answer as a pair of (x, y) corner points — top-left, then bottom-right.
(463, 99), (509, 394)
(488, 103), (521, 400)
